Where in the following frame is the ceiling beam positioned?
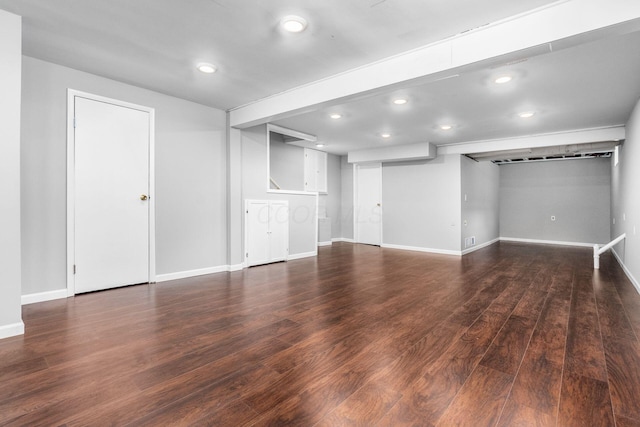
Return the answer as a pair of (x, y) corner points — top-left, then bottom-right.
(437, 126), (625, 156)
(229, 0), (640, 129)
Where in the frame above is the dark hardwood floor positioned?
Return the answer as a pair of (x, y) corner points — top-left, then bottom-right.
(1, 241), (640, 426)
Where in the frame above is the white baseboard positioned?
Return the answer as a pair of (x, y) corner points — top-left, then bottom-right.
(228, 263), (245, 272)
(499, 237), (596, 248)
(612, 248), (640, 295)
(0, 321), (25, 339)
(332, 238), (355, 243)
(287, 251), (318, 261)
(22, 289), (68, 305)
(156, 265), (230, 282)
(381, 243), (461, 256)
(318, 241), (332, 247)
(462, 238), (500, 255)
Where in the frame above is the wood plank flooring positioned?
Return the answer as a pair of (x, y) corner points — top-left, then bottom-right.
(1, 241), (640, 426)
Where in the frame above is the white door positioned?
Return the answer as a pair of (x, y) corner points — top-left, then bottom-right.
(245, 200), (289, 267)
(269, 201), (289, 262)
(355, 163), (382, 245)
(246, 201), (270, 267)
(73, 95), (151, 293)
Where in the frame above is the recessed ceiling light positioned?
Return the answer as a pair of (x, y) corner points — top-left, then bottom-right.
(440, 124), (453, 130)
(197, 63), (217, 74)
(380, 133), (391, 138)
(316, 143), (325, 148)
(393, 98), (408, 105)
(329, 113), (342, 119)
(494, 75), (512, 84)
(518, 111), (535, 118)
(281, 15), (308, 33)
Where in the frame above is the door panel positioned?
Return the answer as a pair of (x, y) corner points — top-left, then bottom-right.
(269, 201), (289, 262)
(74, 96), (150, 293)
(355, 163), (382, 245)
(246, 201), (270, 267)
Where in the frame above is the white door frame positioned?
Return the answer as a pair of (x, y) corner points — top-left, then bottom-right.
(353, 162), (383, 245)
(66, 89), (156, 296)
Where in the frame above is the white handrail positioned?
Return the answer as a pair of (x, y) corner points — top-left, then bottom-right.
(593, 233), (626, 269)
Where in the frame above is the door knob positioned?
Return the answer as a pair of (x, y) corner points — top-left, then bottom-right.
(140, 194), (148, 201)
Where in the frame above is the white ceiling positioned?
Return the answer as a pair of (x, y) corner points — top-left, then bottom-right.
(1, 0), (640, 155)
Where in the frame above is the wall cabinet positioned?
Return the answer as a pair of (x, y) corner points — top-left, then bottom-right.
(245, 200), (289, 267)
(304, 148), (327, 193)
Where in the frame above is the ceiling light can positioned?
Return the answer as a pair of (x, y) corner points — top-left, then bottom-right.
(494, 75), (512, 84)
(518, 111), (535, 118)
(330, 113), (342, 119)
(393, 98), (408, 105)
(197, 63), (217, 73)
(281, 15), (308, 33)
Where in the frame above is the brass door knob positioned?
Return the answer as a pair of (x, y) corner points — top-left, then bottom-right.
(140, 194), (148, 201)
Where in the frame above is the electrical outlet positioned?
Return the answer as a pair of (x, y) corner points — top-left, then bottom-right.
(463, 220), (468, 226)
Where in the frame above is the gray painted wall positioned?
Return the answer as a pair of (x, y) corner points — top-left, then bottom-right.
(340, 156), (354, 240)
(241, 125), (317, 257)
(461, 156), (500, 250)
(0, 10), (23, 335)
(269, 132), (304, 191)
(20, 56), (228, 295)
(382, 154), (461, 252)
(612, 97), (640, 288)
(319, 153), (342, 240)
(499, 158), (611, 244)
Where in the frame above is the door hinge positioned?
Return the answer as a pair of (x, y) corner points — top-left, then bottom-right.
(73, 117), (77, 128)
(73, 265), (76, 274)
(246, 253), (248, 258)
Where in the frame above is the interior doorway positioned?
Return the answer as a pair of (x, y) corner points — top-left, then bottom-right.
(67, 90), (155, 294)
(354, 162), (382, 246)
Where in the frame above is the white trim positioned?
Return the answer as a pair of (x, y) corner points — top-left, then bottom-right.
(156, 266), (230, 282)
(499, 237), (597, 248)
(267, 189), (318, 196)
(66, 89), (156, 296)
(318, 241), (333, 247)
(332, 238), (355, 243)
(228, 263), (246, 272)
(462, 238), (500, 255)
(287, 251), (318, 261)
(381, 243), (461, 256)
(0, 322), (25, 339)
(612, 248), (640, 295)
(22, 289), (68, 305)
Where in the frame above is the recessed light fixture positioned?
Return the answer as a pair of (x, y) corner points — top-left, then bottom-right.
(281, 15), (308, 33)
(197, 63), (217, 74)
(316, 143), (325, 148)
(329, 113), (342, 119)
(494, 75), (512, 84)
(393, 98), (408, 105)
(518, 111), (535, 118)
(440, 124), (453, 131)
(380, 133), (391, 138)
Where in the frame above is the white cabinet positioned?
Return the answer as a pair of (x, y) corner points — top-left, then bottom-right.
(304, 148), (327, 193)
(245, 200), (289, 267)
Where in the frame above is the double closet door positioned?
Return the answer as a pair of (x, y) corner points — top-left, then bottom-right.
(245, 200), (289, 267)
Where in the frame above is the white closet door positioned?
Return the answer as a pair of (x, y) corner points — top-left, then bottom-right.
(245, 200), (289, 267)
(246, 201), (270, 267)
(74, 96), (150, 293)
(355, 163), (382, 246)
(269, 201), (289, 262)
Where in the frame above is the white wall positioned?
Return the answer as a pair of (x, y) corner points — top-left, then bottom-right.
(340, 156), (354, 241)
(612, 97), (640, 290)
(21, 56), (228, 294)
(461, 157), (500, 251)
(500, 158), (611, 245)
(269, 133), (304, 191)
(0, 10), (24, 338)
(319, 153), (342, 240)
(241, 125), (318, 258)
(382, 154), (462, 253)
